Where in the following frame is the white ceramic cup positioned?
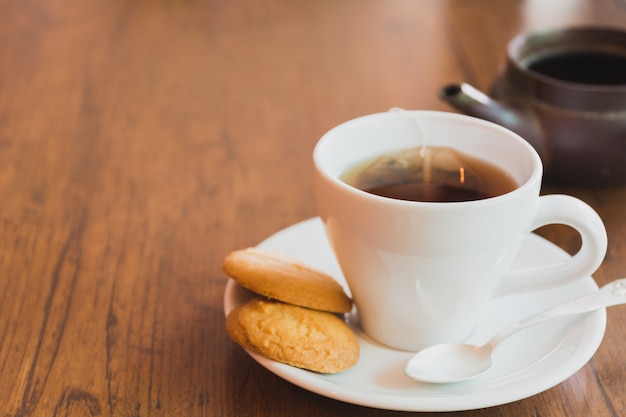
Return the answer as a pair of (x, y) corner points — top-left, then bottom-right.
(313, 111), (607, 351)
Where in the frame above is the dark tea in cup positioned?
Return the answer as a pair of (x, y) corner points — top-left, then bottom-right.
(340, 146), (518, 203)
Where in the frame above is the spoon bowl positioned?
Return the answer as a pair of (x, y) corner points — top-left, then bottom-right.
(405, 278), (626, 384)
(405, 343), (494, 384)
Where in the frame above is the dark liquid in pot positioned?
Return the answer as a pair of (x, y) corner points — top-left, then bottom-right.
(526, 51), (626, 85)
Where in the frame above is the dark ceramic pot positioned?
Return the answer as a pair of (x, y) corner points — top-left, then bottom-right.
(440, 26), (626, 185)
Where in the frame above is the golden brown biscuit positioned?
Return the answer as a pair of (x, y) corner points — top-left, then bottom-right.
(222, 248), (352, 313)
(226, 298), (359, 373)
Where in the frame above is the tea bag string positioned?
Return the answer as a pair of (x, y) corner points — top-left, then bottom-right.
(388, 107), (432, 182)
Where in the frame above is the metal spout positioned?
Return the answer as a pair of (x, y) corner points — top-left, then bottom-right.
(439, 83), (544, 156)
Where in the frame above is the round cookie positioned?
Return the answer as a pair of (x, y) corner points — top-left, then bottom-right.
(222, 248), (352, 313)
(226, 298), (359, 373)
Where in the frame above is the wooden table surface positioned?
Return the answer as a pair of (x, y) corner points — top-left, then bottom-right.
(1, 0), (626, 415)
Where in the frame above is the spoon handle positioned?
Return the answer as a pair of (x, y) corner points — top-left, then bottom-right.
(488, 278), (626, 348)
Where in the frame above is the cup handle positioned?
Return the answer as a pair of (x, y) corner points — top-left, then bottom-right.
(496, 194), (607, 296)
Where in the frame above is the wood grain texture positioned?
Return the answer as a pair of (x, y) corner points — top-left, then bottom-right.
(0, 0), (625, 415)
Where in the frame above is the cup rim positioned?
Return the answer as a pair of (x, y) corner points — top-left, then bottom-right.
(313, 111), (543, 208)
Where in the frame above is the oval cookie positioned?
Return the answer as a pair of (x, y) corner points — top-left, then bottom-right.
(226, 298), (359, 373)
(222, 248), (352, 313)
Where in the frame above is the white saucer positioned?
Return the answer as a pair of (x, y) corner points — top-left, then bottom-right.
(223, 218), (606, 412)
